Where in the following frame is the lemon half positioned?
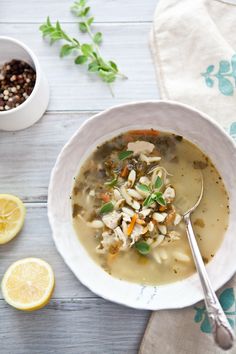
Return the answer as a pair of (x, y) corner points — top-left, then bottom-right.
(0, 194), (26, 244)
(2, 258), (55, 311)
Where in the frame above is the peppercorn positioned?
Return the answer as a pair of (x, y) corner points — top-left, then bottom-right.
(0, 59), (36, 111)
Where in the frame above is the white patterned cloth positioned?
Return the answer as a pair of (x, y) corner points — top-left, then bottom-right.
(150, 0), (236, 134)
(140, 0), (236, 352)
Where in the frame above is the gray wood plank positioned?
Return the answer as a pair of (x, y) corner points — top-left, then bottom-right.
(0, 203), (93, 299)
(0, 298), (150, 354)
(0, 112), (91, 201)
(0, 23), (158, 111)
(0, 0), (156, 23)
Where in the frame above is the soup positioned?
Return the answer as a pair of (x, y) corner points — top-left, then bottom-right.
(71, 130), (229, 285)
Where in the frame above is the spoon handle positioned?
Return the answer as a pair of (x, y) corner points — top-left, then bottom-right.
(183, 213), (235, 350)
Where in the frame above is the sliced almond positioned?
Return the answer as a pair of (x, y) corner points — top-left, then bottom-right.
(174, 214), (182, 226)
(152, 212), (167, 223)
(87, 220), (104, 228)
(151, 234), (165, 248)
(127, 140), (154, 155)
(127, 188), (144, 200)
(128, 169), (136, 187)
(114, 189), (122, 201)
(148, 221), (155, 232)
(122, 207), (134, 217)
(158, 224), (167, 235)
(139, 208), (152, 218)
(173, 251), (191, 262)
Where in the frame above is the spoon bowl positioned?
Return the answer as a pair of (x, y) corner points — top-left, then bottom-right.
(183, 175), (235, 350)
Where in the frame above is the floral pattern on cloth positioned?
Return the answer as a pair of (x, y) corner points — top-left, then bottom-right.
(229, 122), (236, 141)
(194, 288), (236, 334)
(202, 55), (236, 96)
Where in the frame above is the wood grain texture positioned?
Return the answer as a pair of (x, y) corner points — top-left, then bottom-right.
(0, 0), (158, 352)
(0, 203), (93, 299)
(0, 23), (158, 111)
(0, 298), (150, 354)
(0, 112), (92, 201)
(0, 0), (156, 23)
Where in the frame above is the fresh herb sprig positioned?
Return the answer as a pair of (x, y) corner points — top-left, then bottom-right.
(100, 201), (114, 214)
(104, 176), (118, 187)
(137, 176), (166, 207)
(118, 150), (133, 161)
(135, 241), (151, 255)
(39, 0), (127, 94)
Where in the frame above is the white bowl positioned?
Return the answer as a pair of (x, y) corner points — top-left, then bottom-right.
(0, 36), (49, 131)
(48, 101), (236, 310)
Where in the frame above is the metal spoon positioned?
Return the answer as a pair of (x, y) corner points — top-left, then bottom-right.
(183, 176), (235, 350)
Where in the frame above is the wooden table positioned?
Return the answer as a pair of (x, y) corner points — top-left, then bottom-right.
(0, 1), (159, 352)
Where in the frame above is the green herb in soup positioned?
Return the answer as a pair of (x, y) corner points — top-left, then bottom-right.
(72, 130), (229, 285)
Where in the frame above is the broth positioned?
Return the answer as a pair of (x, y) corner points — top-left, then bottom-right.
(72, 130), (229, 285)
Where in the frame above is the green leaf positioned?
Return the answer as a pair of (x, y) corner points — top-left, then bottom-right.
(154, 192), (166, 206)
(92, 51), (98, 59)
(137, 184), (150, 193)
(88, 61), (100, 72)
(98, 69), (116, 83)
(109, 61), (118, 72)
(79, 22), (87, 33)
(93, 32), (102, 45)
(50, 34), (62, 44)
(217, 75), (234, 96)
(100, 202), (114, 214)
(143, 194), (155, 207)
(87, 16), (94, 25)
(219, 288), (235, 311)
(60, 44), (74, 57)
(218, 60), (230, 74)
(206, 65), (214, 74)
(56, 21), (62, 32)
(81, 43), (93, 56)
(75, 55), (88, 64)
(135, 241), (151, 255)
(154, 176), (162, 189)
(118, 150), (133, 161)
(79, 0), (87, 6)
(72, 38), (80, 46)
(47, 16), (51, 26)
(83, 6), (90, 16)
(104, 177), (117, 187)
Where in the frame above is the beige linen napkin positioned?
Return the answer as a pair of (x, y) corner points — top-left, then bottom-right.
(140, 0), (236, 352)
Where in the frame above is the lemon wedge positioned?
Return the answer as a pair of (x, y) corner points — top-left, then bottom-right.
(0, 194), (26, 244)
(1, 258), (55, 311)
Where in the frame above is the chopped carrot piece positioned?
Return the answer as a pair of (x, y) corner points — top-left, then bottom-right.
(123, 134), (135, 142)
(120, 165), (129, 178)
(127, 214), (138, 236)
(165, 212), (175, 225)
(129, 129), (160, 136)
(101, 193), (110, 203)
(136, 218), (146, 225)
(159, 205), (167, 212)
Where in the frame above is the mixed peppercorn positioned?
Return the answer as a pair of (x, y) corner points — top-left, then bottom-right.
(0, 59), (36, 111)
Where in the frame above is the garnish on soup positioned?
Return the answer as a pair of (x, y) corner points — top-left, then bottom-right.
(72, 130), (229, 285)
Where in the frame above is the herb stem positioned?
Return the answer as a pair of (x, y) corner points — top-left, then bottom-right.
(39, 0), (127, 92)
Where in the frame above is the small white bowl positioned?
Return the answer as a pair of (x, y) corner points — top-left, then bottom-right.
(0, 36), (49, 131)
(48, 101), (236, 310)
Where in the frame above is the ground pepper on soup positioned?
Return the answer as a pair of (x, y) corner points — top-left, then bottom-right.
(71, 130), (229, 285)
